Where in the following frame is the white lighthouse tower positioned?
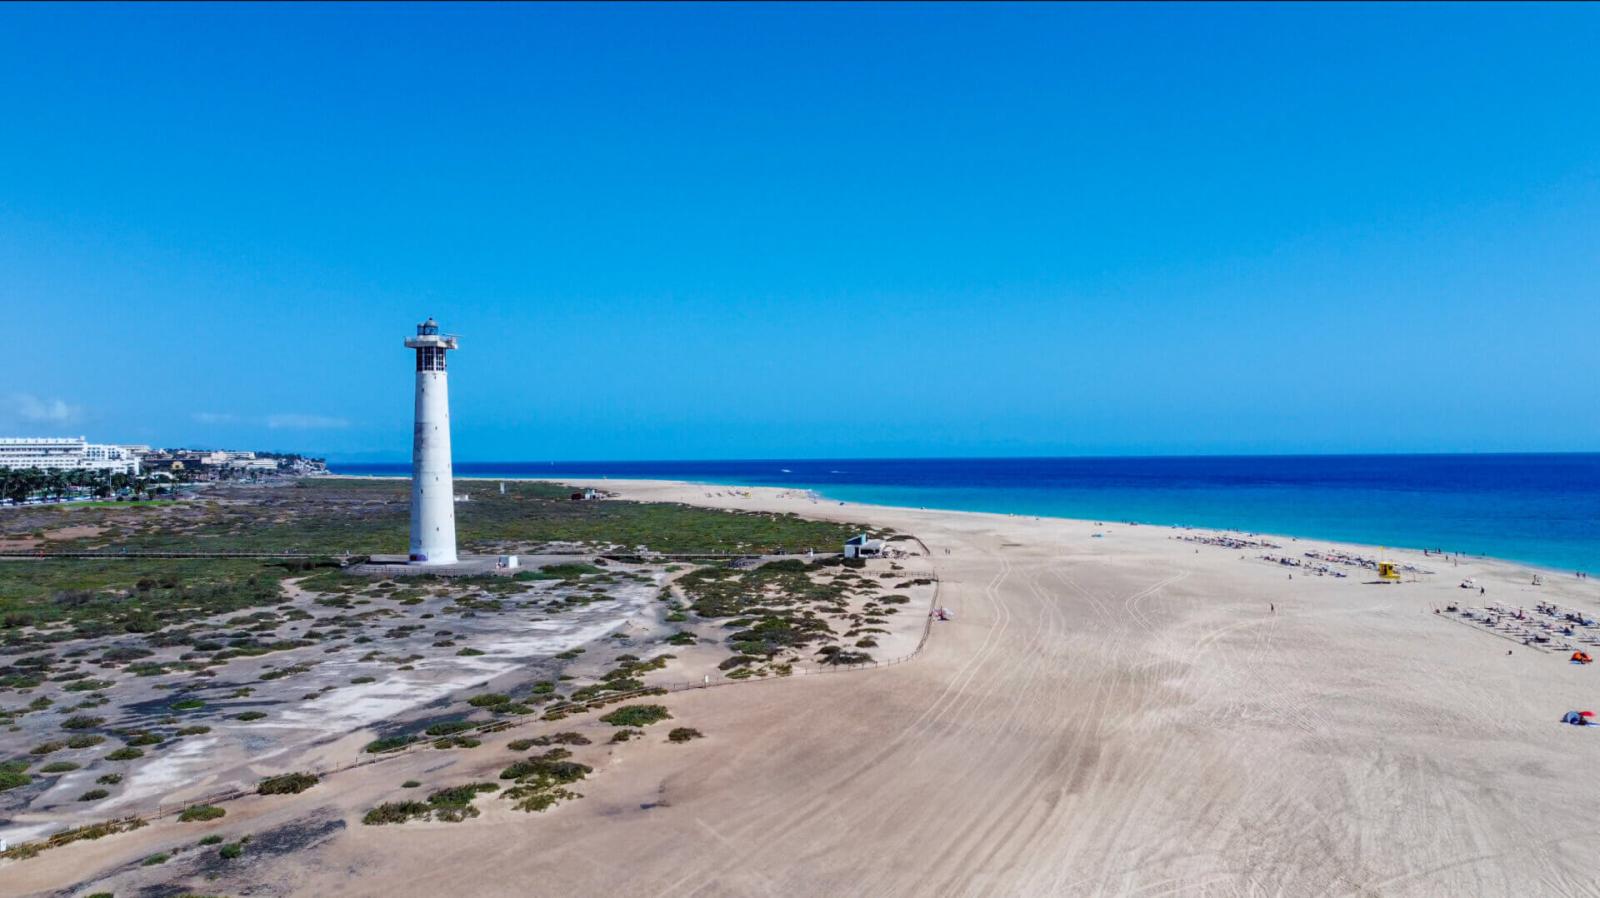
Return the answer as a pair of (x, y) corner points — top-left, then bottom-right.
(405, 318), (459, 565)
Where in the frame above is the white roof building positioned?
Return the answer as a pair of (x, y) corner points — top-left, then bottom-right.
(843, 533), (886, 558)
(0, 437), (141, 475)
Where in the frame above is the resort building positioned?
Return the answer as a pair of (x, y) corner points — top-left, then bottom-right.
(0, 437), (142, 474)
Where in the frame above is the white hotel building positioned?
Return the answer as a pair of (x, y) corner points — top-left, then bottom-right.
(0, 437), (142, 475)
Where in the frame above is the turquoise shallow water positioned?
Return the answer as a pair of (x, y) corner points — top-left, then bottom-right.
(333, 455), (1600, 575)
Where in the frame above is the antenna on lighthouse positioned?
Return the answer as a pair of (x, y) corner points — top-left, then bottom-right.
(403, 317), (460, 565)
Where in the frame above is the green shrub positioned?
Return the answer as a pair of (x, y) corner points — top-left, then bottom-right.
(40, 761), (80, 773)
(350, 675), (376, 684)
(0, 760), (31, 792)
(427, 782), (499, 807)
(468, 693), (510, 707)
(61, 715), (104, 730)
(499, 755), (591, 785)
(530, 731), (591, 746)
(667, 728), (703, 743)
(171, 698), (204, 711)
(424, 720), (474, 736)
(78, 788), (110, 801)
(401, 779), (421, 788)
(143, 851), (170, 865)
(609, 729), (639, 743)
(66, 734), (105, 749)
(30, 741), (65, 755)
(599, 704), (671, 727)
(105, 747), (144, 761)
(178, 804), (226, 822)
(96, 773), (123, 785)
(219, 840), (244, 859)
(234, 711), (267, 721)
(257, 772), (319, 795)
(198, 834), (224, 845)
(362, 800), (431, 825)
(364, 735), (414, 753)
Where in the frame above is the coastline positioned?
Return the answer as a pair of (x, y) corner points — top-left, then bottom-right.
(343, 471), (1581, 580)
(325, 454), (1600, 577)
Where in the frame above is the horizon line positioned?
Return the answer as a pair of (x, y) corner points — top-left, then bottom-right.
(326, 450), (1600, 465)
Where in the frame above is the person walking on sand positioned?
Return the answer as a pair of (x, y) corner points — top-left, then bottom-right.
(1270, 603), (1275, 614)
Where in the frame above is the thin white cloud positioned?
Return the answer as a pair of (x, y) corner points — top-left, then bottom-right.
(266, 413), (350, 430)
(8, 393), (81, 425)
(192, 412), (239, 424)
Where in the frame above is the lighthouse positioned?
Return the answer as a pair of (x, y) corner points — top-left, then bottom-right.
(405, 318), (459, 565)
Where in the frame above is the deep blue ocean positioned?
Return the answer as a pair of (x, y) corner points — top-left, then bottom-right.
(331, 455), (1600, 574)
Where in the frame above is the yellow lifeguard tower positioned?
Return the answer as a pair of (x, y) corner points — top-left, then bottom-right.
(1377, 548), (1402, 582)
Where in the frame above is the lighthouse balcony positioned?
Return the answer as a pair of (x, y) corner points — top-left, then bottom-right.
(404, 334), (458, 350)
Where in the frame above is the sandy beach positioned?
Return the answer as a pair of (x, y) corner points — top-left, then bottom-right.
(8, 478), (1600, 897)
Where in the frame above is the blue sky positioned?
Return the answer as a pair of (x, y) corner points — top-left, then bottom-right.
(4, 2), (1597, 461)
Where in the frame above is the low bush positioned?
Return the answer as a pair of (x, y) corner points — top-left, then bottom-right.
(234, 711), (267, 721)
(499, 755), (591, 786)
(66, 734), (105, 749)
(105, 747), (145, 761)
(599, 704), (671, 728)
(424, 720), (474, 737)
(364, 735), (414, 753)
(61, 715), (104, 730)
(530, 731), (591, 747)
(143, 851), (170, 865)
(257, 772), (319, 795)
(40, 761), (80, 773)
(78, 788), (110, 801)
(363, 800), (431, 825)
(0, 760), (31, 792)
(667, 728), (703, 743)
(178, 804), (226, 822)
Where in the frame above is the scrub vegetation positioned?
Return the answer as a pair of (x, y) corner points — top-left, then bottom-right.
(1, 479), (865, 641)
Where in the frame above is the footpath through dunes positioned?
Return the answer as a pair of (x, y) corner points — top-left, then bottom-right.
(14, 483), (1600, 897)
